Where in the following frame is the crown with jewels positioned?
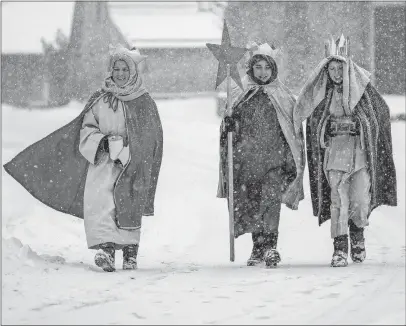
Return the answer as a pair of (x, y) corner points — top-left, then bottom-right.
(325, 34), (350, 58)
(247, 42), (281, 58)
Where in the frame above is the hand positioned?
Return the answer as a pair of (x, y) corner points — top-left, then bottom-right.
(224, 116), (237, 133)
(108, 135), (124, 144)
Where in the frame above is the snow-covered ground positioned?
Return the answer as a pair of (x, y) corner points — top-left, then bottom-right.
(2, 96), (405, 325)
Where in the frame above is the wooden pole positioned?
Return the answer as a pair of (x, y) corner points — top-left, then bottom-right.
(226, 63), (235, 262)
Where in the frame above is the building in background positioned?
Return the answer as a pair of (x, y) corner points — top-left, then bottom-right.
(224, 1), (405, 94)
(1, 1), (223, 107)
(1, 1), (404, 108)
(108, 1), (223, 97)
(1, 2), (128, 106)
(2, 2), (74, 107)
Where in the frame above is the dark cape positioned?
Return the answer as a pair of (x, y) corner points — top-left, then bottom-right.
(219, 87), (300, 238)
(306, 83), (397, 225)
(3, 90), (163, 229)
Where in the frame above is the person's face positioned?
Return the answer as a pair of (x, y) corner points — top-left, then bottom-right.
(253, 59), (272, 82)
(112, 60), (130, 87)
(327, 60), (343, 84)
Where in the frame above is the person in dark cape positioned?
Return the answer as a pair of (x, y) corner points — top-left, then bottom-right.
(3, 44), (163, 272)
(217, 43), (305, 268)
(293, 35), (397, 267)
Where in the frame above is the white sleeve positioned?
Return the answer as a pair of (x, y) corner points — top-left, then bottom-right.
(79, 106), (105, 164)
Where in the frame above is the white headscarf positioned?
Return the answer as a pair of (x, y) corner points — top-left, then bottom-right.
(293, 55), (371, 134)
(102, 44), (148, 109)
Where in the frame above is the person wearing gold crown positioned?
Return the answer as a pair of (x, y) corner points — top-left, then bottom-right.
(217, 42), (305, 268)
(3, 44), (163, 272)
(293, 35), (397, 267)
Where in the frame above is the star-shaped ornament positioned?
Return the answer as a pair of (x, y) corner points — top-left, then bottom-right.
(206, 21), (248, 90)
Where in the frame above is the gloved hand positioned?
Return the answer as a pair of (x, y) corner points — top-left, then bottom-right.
(223, 115), (239, 133)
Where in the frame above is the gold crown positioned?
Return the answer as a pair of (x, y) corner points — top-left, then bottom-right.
(248, 42), (281, 58)
(325, 34), (350, 58)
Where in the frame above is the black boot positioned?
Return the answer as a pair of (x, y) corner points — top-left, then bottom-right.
(331, 235), (348, 267)
(349, 220), (366, 263)
(94, 242), (116, 272)
(247, 232), (266, 266)
(263, 232), (281, 268)
(123, 244), (139, 270)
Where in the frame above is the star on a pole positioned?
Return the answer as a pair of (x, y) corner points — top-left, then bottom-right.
(206, 21), (248, 90)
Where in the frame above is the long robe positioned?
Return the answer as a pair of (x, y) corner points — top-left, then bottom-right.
(293, 56), (397, 225)
(306, 83), (397, 225)
(79, 99), (139, 249)
(3, 90), (163, 239)
(217, 76), (305, 238)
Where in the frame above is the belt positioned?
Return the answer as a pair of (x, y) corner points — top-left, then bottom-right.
(329, 118), (360, 136)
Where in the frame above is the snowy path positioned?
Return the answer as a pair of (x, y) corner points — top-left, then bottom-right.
(2, 98), (405, 325)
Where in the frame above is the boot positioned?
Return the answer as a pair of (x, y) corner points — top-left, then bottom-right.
(349, 220), (366, 263)
(247, 232), (266, 266)
(94, 242), (116, 272)
(331, 235), (348, 267)
(263, 232), (281, 268)
(123, 244), (139, 270)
